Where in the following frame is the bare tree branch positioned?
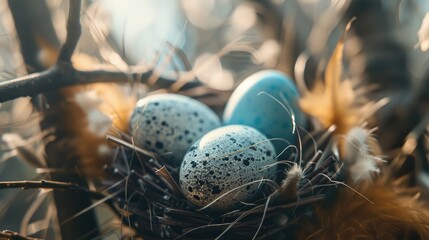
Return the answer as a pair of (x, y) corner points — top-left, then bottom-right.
(1, 0), (211, 104)
(0, 230), (41, 240)
(0, 68), (58, 102)
(0, 66), (203, 102)
(57, 0), (82, 63)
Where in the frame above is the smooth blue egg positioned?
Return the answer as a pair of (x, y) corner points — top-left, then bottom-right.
(223, 70), (306, 154)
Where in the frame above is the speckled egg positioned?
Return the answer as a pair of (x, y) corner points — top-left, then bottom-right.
(179, 125), (276, 211)
(223, 70), (306, 154)
(129, 94), (221, 163)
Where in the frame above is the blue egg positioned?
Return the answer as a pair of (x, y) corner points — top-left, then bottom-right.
(223, 70), (306, 154)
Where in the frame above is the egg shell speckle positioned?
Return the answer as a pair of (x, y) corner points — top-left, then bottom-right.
(179, 125), (277, 211)
(223, 70), (306, 154)
(129, 94), (221, 163)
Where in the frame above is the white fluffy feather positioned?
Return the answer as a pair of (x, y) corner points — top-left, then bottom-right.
(75, 90), (112, 137)
(344, 127), (383, 183)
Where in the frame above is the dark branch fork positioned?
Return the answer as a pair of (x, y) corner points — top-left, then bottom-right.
(0, 1), (206, 239)
(14, 2), (99, 240)
(0, 0), (200, 103)
(57, 0), (82, 63)
(0, 0), (84, 103)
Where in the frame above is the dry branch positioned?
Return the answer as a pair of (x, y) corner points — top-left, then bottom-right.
(0, 180), (82, 190)
(57, 0), (81, 63)
(0, 230), (41, 240)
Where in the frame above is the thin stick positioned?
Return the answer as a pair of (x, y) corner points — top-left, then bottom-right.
(57, 0), (82, 63)
(0, 179), (124, 231)
(0, 230), (42, 240)
(0, 180), (84, 190)
(0, 179), (111, 201)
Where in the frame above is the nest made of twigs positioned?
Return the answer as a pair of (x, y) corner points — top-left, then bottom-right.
(103, 115), (342, 239)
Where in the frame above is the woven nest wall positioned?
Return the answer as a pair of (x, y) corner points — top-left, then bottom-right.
(104, 103), (340, 239)
(1, 1), (429, 240)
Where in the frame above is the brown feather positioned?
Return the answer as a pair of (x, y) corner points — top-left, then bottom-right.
(44, 52), (135, 177)
(296, 176), (429, 240)
(50, 83), (134, 177)
(299, 37), (383, 138)
(299, 37), (357, 136)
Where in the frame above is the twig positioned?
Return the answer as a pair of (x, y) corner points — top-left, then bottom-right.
(0, 178), (123, 238)
(20, 182), (124, 232)
(1, 0), (208, 104)
(0, 179), (116, 203)
(0, 230), (41, 240)
(0, 179), (84, 190)
(57, 0), (82, 63)
(0, 67), (201, 103)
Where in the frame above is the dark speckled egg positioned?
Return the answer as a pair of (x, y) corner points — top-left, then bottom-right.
(223, 70), (306, 154)
(129, 94), (221, 163)
(179, 125), (276, 211)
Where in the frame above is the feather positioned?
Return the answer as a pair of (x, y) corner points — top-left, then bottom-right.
(62, 82), (134, 177)
(299, 33), (388, 188)
(296, 175), (429, 240)
(299, 35), (385, 138)
(343, 127), (384, 183)
(297, 33), (429, 238)
(299, 37), (356, 136)
(277, 164), (303, 202)
(45, 54), (136, 177)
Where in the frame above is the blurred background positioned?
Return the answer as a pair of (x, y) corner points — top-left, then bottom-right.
(0, 0), (429, 239)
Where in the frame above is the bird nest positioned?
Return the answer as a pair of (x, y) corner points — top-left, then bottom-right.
(103, 112), (342, 239)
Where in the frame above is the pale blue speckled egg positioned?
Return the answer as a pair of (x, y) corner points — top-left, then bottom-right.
(179, 125), (276, 211)
(129, 94), (221, 163)
(223, 70), (306, 154)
